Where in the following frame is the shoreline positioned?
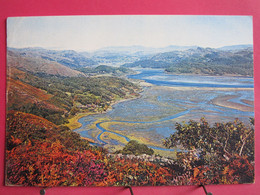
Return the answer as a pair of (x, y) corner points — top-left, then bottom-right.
(66, 95), (142, 145)
(164, 70), (253, 78)
(152, 85), (254, 91)
(66, 79), (145, 144)
(67, 76), (254, 148)
(65, 112), (95, 130)
(67, 94), (142, 131)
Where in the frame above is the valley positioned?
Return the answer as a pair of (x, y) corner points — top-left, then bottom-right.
(74, 69), (254, 156)
(6, 45), (254, 156)
(5, 15), (256, 187)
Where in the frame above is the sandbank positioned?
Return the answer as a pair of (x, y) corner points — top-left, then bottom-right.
(212, 95), (254, 112)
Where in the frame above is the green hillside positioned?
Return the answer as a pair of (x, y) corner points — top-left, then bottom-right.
(123, 47), (254, 76)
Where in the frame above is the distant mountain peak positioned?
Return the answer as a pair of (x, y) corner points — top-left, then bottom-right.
(218, 44), (253, 51)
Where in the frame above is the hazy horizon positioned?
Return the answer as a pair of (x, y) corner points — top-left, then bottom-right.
(7, 44), (253, 53)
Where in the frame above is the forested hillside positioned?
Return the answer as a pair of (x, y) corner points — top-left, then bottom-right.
(123, 47), (253, 76)
(77, 65), (134, 76)
(7, 72), (140, 125)
(7, 48), (141, 125)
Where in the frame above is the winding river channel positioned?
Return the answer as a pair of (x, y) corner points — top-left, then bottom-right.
(74, 68), (254, 153)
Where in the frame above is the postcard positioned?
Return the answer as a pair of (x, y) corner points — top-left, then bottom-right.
(6, 15), (254, 186)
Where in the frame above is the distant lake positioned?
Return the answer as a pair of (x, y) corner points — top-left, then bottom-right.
(75, 68), (254, 152)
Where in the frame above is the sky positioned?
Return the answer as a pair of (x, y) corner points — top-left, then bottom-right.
(7, 15), (253, 51)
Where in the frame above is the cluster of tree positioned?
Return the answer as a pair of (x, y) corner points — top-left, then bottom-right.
(164, 117), (254, 184)
(115, 140), (154, 156)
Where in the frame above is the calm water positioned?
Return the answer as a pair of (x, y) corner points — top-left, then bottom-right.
(75, 68), (254, 151)
(129, 68), (254, 88)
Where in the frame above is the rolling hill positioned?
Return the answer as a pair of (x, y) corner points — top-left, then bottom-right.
(123, 46), (254, 76)
(7, 49), (85, 77)
(8, 47), (97, 69)
(6, 76), (68, 125)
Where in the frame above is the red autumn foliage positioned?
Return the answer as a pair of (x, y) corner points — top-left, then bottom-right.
(6, 111), (172, 187)
(6, 111), (255, 187)
(6, 111), (107, 186)
(101, 158), (172, 186)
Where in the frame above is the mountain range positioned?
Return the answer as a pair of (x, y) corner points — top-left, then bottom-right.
(7, 44), (253, 77)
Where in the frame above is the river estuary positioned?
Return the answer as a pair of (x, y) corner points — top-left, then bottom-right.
(74, 68), (254, 154)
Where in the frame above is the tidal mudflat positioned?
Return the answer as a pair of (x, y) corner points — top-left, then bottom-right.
(75, 69), (254, 156)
